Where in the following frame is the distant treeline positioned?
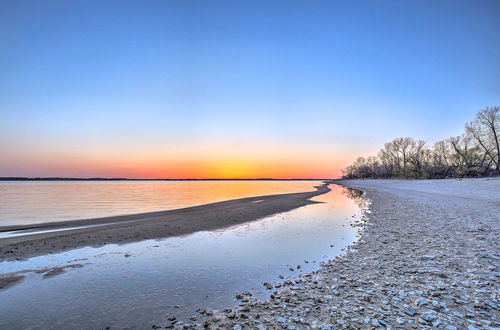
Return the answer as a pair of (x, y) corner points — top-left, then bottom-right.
(342, 106), (500, 179)
(0, 177), (328, 181)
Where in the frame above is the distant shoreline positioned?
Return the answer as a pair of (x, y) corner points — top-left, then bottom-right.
(0, 177), (333, 181)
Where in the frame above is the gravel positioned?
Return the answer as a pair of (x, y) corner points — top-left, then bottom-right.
(165, 178), (500, 329)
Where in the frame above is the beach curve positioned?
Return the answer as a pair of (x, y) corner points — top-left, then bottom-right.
(182, 178), (500, 329)
(0, 182), (331, 262)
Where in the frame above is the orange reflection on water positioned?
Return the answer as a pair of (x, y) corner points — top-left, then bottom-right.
(0, 180), (322, 226)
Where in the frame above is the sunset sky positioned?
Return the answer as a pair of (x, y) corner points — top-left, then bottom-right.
(1, 0), (499, 179)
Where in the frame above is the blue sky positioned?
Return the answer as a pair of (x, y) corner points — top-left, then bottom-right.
(0, 0), (499, 177)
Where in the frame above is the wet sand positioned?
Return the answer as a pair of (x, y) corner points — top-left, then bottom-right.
(0, 263), (87, 291)
(0, 183), (330, 262)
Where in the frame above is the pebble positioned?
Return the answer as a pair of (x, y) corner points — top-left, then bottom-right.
(277, 317), (287, 323)
(405, 307), (417, 316)
(421, 312), (438, 322)
(176, 180), (500, 330)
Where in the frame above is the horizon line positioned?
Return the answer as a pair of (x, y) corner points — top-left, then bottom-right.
(0, 177), (336, 181)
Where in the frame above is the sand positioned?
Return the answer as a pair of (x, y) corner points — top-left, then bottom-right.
(0, 263), (87, 291)
(0, 183), (330, 262)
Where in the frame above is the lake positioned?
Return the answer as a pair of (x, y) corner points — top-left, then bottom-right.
(0, 180), (322, 226)
(0, 183), (367, 329)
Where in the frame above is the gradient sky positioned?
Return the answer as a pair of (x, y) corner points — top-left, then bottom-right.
(1, 0), (499, 178)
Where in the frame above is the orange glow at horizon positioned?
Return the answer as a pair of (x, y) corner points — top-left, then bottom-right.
(0, 140), (378, 179)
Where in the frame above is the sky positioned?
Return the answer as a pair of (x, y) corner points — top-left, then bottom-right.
(1, 0), (499, 179)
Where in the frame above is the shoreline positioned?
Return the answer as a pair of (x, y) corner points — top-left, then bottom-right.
(180, 178), (499, 329)
(0, 183), (331, 262)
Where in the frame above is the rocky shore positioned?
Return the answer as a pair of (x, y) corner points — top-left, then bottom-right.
(169, 178), (499, 329)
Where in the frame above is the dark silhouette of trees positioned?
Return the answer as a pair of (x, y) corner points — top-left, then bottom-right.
(342, 106), (499, 179)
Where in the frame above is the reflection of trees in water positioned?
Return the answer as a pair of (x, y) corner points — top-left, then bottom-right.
(342, 187), (369, 209)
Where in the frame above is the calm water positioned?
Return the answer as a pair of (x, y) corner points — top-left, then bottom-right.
(0, 180), (321, 226)
(0, 184), (367, 329)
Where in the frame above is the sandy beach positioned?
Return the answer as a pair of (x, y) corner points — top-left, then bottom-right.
(0, 183), (330, 262)
(175, 178), (500, 329)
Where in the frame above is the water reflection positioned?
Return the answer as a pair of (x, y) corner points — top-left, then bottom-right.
(342, 187), (370, 210)
(0, 184), (366, 329)
(0, 180), (322, 226)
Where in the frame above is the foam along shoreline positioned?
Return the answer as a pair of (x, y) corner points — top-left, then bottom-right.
(0, 182), (331, 262)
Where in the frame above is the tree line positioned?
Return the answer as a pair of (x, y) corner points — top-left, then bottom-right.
(342, 106), (500, 179)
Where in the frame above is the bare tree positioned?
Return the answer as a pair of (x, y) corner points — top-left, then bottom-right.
(448, 135), (483, 176)
(475, 106), (499, 173)
(392, 137), (414, 176)
(465, 121), (495, 166)
(408, 139), (427, 178)
(431, 140), (452, 178)
(342, 106), (499, 179)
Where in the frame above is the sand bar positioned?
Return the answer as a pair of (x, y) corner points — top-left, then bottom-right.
(0, 183), (330, 261)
